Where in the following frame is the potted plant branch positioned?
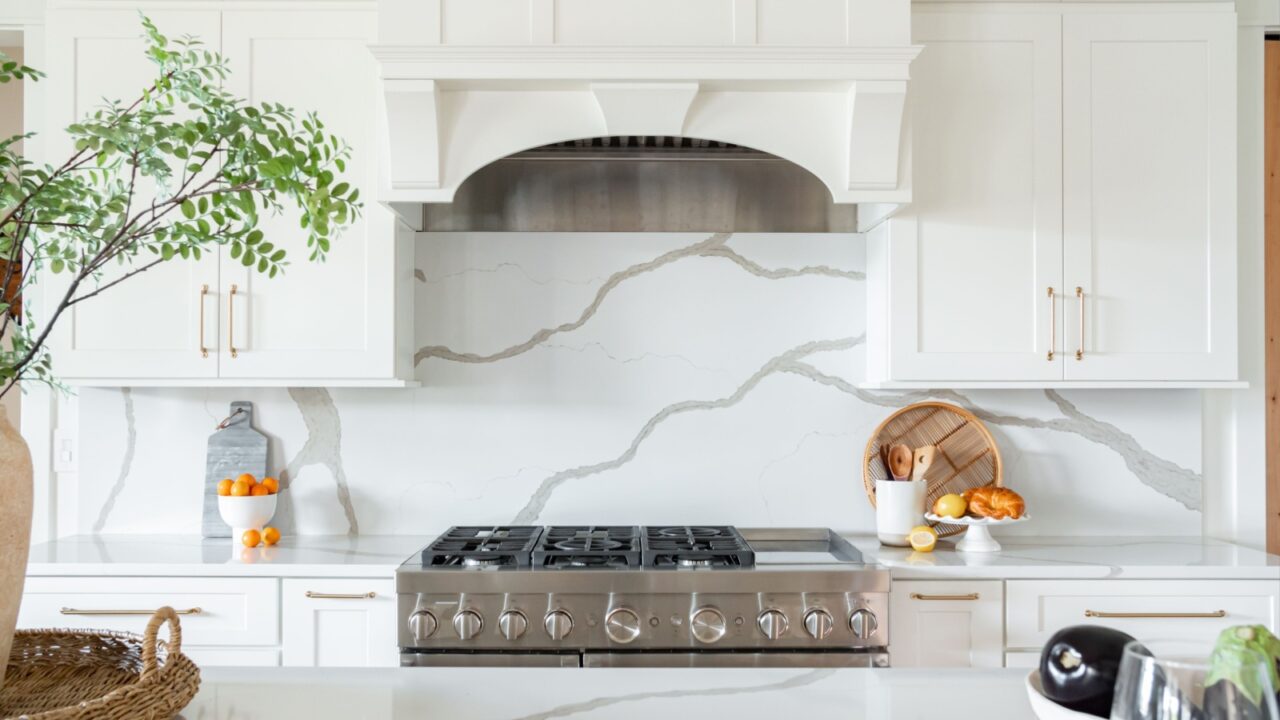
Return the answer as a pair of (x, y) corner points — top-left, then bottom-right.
(0, 17), (361, 690)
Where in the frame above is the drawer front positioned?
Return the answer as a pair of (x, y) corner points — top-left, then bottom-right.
(20, 577), (280, 647)
(890, 581), (1005, 668)
(1007, 580), (1280, 649)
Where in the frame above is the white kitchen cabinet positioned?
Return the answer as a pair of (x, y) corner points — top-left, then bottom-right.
(218, 10), (407, 382)
(1061, 13), (1237, 381)
(1006, 580), (1280, 651)
(868, 6), (1238, 386)
(880, 12), (1063, 382)
(281, 579), (398, 668)
(41, 9), (222, 381)
(18, 576), (281, 666)
(889, 581), (1004, 668)
(40, 6), (414, 386)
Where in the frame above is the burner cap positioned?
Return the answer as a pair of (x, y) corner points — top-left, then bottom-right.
(659, 526), (721, 538)
(462, 555), (504, 567)
(677, 556), (715, 568)
(553, 538), (622, 552)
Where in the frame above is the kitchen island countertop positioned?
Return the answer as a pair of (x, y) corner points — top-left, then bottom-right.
(184, 665), (1037, 719)
(28, 533), (1280, 580)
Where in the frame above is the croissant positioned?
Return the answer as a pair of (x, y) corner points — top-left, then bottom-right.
(963, 486), (1025, 520)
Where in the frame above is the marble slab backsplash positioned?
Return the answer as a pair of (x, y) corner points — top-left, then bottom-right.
(72, 233), (1202, 537)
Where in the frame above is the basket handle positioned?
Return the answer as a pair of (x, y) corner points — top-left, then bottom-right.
(141, 606), (184, 680)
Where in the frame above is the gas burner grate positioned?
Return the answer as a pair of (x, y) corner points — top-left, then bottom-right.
(421, 526), (544, 568)
(642, 526), (755, 569)
(532, 526), (643, 570)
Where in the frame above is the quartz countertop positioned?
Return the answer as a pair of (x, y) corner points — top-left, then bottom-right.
(183, 665), (1035, 719)
(25, 534), (431, 578)
(25, 533), (1280, 580)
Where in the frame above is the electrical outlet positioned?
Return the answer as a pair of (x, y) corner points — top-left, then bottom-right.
(52, 428), (78, 473)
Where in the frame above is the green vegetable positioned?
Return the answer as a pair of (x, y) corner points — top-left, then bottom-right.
(1206, 625), (1280, 706)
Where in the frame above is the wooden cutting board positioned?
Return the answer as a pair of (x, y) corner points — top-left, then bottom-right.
(202, 401), (268, 538)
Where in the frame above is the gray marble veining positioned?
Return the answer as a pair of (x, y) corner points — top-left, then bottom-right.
(510, 336), (862, 523)
(92, 388), (135, 533)
(279, 388), (359, 536)
(505, 669), (835, 720)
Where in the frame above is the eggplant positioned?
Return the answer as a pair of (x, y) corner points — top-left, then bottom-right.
(1040, 625), (1137, 718)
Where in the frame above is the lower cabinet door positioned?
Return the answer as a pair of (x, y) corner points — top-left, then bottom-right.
(282, 579), (398, 667)
(890, 581), (1005, 668)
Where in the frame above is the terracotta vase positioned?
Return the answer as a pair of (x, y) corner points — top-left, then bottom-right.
(0, 407), (33, 692)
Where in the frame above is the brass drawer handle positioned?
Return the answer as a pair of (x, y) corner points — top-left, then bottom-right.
(199, 284), (209, 358)
(305, 591), (377, 600)
(1047, 286), (1056, 361)
(228, 284), (239, 359)
(1075, 286), (1084, 361)
(1084, 610), (1226, 619)
(61, 607), (202, 616)
(910, 593), (980, 601)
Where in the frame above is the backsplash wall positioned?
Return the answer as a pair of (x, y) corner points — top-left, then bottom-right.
(70, 232), (1203, 537)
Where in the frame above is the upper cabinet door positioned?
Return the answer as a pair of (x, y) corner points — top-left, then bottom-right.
(42, 10), (221, 379)
(219, 10), (399, 380)
(1063, 13), (1237, 381)
(887, 12), (1063, 381)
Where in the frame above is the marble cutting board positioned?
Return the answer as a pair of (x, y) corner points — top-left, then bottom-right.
(203, 401), (269, 538)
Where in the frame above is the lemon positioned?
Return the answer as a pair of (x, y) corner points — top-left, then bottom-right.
(908, 525), (938, 552)
(932, 493), (967, 519)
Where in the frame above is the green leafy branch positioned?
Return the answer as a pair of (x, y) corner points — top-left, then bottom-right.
(0, 16), (362, 398)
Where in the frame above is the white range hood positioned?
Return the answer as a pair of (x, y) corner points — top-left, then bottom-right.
(373, 0), (920, 232)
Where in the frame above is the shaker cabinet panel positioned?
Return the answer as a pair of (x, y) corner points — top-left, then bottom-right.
(1061, 13), (1237, 380)
(889, 581), (1004, 668)
(886, 13), (1063, 381)
(281, 579), (398, 668)
(41, 10), (223, 380)
(219, 10), (400, 380)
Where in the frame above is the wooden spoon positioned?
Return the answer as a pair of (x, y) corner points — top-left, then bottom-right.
(887, 444), (914, 481)
(911, 445), (936, 482)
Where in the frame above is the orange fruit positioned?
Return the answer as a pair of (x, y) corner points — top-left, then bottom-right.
(237, 473), (257, 487)
(250, 484), (269, 497)
(242, 529), (262, 547)
(216, 478), (233, 496)
(230, 480), (251, 497)
(260, 477), (279, 494)
(262, 527), (281, 546)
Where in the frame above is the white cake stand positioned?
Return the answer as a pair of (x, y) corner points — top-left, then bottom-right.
(924, 513), (1029, 553)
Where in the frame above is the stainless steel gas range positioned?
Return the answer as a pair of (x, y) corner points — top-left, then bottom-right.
(396, 526), (890, 668)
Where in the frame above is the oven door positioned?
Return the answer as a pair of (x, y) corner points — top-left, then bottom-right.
(583, 651), (890, 668)
(402, 652), (581, 667)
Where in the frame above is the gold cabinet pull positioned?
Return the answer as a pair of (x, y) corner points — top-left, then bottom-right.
(910, 593), (980, 601)
(228, 284), (239, 359)
(1075, 286), (1084, 360)
(305, 591), (377, 600)
(199, 284), (209, 358)
(1084, 609), (1226, 619)
(1047, 286), (1056, 361)
(61, 607), (202, 616)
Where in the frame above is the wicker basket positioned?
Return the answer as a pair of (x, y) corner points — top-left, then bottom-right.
(863, 401), (1003, 537)
(0, 607), (201, 720)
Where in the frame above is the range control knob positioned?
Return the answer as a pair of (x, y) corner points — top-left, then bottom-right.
(605, 608), (642, 644)
(757, 609), (789, 640)
(452, 609), (483, 640)
(498, 610), (528, 640)
(803, 609), (835, 640)
(690, 607), (726, 644)
(544, 610), (573, 640)
(850, 608), (879, 640)
(408, 610), (437, 641)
